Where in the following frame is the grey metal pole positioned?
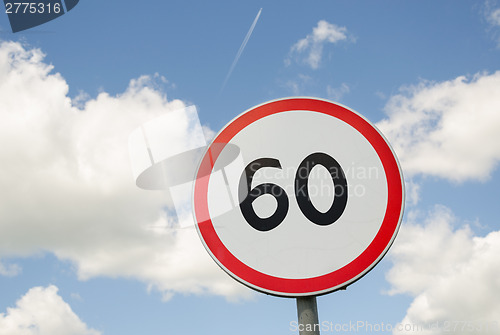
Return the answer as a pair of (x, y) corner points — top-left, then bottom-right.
(296, 296), (320, 335)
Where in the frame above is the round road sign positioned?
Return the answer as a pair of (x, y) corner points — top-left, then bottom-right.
(193, 97), (404, 297)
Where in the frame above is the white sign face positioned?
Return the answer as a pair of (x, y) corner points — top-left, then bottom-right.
(193, 98), (405, 297)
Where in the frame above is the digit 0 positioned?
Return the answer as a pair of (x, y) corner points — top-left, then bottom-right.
(295, 152), (348, 226)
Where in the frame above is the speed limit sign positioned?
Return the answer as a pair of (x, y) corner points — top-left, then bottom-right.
(193, 97), (404, 297)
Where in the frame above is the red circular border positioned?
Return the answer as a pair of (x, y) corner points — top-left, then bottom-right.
(194, 98), (404, 296)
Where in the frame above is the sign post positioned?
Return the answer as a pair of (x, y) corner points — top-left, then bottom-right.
(297, 296), (320, 335)
(193, 97), (405, 332)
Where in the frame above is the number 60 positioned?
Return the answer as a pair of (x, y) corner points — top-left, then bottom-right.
(239, 152), (348, 231)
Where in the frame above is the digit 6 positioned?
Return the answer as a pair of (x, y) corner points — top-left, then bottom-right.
(238, 158), (289, 232)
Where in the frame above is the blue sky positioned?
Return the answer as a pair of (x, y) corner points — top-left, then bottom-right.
(1, 1), (500, 334)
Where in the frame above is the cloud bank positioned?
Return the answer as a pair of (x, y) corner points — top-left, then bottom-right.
(0, 286), (100, 335)
(387, 207), (500, 335)
(0, 41), (250, 300)
(380, 72), (500, 334)
(377, 72), (500, 182)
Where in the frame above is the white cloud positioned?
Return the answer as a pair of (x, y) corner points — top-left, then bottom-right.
(376, 72), (500, 182)
(283, 74), (312, 95)
(0, 41), (251, 300)
(287, 20), (349, 69)
(485, 1), (500, 47)
(0, 261), (21, 277)
(489, 8), (500, 26)
(326, 83), (350, 101)
(387, 206), (500, 335)
(0, 285), (100, 335)
(404, 179), (420, 207)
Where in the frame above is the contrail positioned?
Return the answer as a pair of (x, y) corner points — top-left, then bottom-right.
(221, 8), (262, 92)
